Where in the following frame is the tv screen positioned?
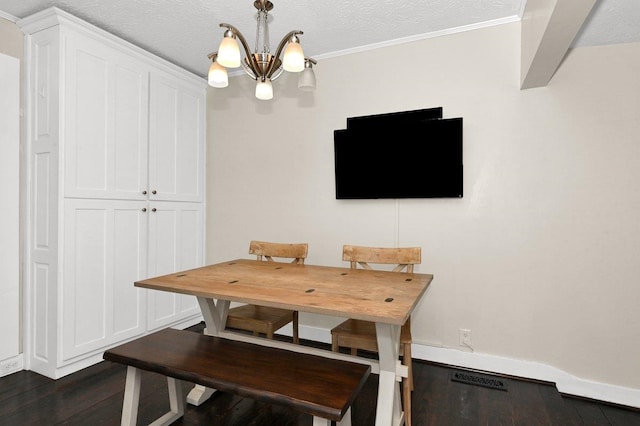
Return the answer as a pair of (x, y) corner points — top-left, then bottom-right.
(334, 112), (463, 199)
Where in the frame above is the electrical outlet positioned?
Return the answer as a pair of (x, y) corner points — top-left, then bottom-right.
(459, 328), (472, 347)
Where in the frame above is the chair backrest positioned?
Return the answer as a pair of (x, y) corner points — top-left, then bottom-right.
(249, 240), (308, 264)
(342, 245), (421, 273)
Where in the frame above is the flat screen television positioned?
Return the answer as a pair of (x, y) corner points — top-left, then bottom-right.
(334, 109), (463, 199)
(347, 107), (443, 130)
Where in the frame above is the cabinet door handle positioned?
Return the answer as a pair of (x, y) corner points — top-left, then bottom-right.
(151, 190), (157, 195)
(151, 208), (157, 212)
(142, 190), (147, 195)
(142, 208), (147, 212)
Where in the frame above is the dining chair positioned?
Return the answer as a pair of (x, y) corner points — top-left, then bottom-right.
(225, 240), (308, 344)
(330, 244), (421, 426)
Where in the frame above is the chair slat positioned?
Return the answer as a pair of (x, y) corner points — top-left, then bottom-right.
(250, 240), (308, 263)
(343, 245), (421, 270)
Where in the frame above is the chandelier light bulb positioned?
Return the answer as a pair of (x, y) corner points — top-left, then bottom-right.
(283, 37), (305, 72)
(208, 60), (228, 88)
(255, 78), (273, 100)
(217, 32), (241, 68)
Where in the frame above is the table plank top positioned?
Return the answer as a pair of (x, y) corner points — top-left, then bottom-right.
(135, 259), (434, 325)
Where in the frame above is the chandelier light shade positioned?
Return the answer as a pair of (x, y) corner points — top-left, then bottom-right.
(255, 78), (274, 100)
(207, 0), (317, 100)
(298, 58), (317, 91)
(217, 32), (241, 68)
(282, 36), (305, 72)
(207, 54), (229, 88)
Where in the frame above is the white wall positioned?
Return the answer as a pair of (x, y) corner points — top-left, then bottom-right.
(0, 16), (22, 58)
(0, 17), (23, 377)
(0, 47), (21, 374)
(207, 21), (640, 404)
(0, 16), (23, 377)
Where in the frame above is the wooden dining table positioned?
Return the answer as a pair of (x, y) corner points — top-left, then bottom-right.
(135, 258), (433, 426)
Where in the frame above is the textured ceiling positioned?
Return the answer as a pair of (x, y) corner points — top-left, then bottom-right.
(1, 0), (638, 79)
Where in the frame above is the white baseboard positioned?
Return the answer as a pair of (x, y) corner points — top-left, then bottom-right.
(412, 344), (640, 409)
(0, 354), (24, 378)
(294, 324), (640, 409)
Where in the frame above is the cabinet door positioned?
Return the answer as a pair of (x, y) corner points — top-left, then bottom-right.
(146, 202), (203, 330)
(62, 199), (147, 361)
(148, 72), (205, 202)
(63, 30), (149, 200)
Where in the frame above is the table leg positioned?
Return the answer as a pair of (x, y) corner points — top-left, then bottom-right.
(186, 297), (230, 406)
(197, 297), (229, 336)
(375, 322), (403, 426)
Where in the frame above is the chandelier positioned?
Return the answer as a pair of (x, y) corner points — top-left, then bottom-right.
(207, 0), (317, 100)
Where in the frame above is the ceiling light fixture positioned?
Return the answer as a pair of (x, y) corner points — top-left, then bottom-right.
(207, 0), (317, 100)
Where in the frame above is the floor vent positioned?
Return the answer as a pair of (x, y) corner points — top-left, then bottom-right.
(450, 370), (508, 391)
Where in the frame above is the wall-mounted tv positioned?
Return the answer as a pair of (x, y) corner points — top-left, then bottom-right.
(334, 108), (463, 199)
(347, 107), (443, 130)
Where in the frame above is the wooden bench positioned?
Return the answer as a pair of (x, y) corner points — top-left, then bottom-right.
(103, 328), (371, 426)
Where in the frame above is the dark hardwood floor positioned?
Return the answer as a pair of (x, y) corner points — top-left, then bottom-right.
(1, 323), (638, 425)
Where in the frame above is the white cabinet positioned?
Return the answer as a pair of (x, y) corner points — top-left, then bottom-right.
(148, 72), (205, 202)
(61, 200), (203, 360)
(146, 202), (203, 330)
(62, 30), (150, 200)
(62, 199), (147, 361)
(20, 7), (206, 379)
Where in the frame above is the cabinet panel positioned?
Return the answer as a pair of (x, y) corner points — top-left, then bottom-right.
(64, 32), (149, 200)
(72, 46), (108, 192)
(146, 202), (202, 330)
(67, 206), (108, 351)
(113, 206), (149, 337)
(149, 73), (205, 202)
(33, 262), (52, 361)
(62, 199), (147, 360)
(34, 33), (57, 142)
(147, 206), (177, 324)
(114, 64), (149, 195)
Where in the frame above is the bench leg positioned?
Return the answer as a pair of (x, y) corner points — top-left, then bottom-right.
(167, 377), (185, 416)
(148, 377), (185, 426)
(312, 416), (331, 426)
(337, 407), (352, 426)
(121, 366), (141, 426)
(186, 384), (216, 406)
(312, 407), (352, 426)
